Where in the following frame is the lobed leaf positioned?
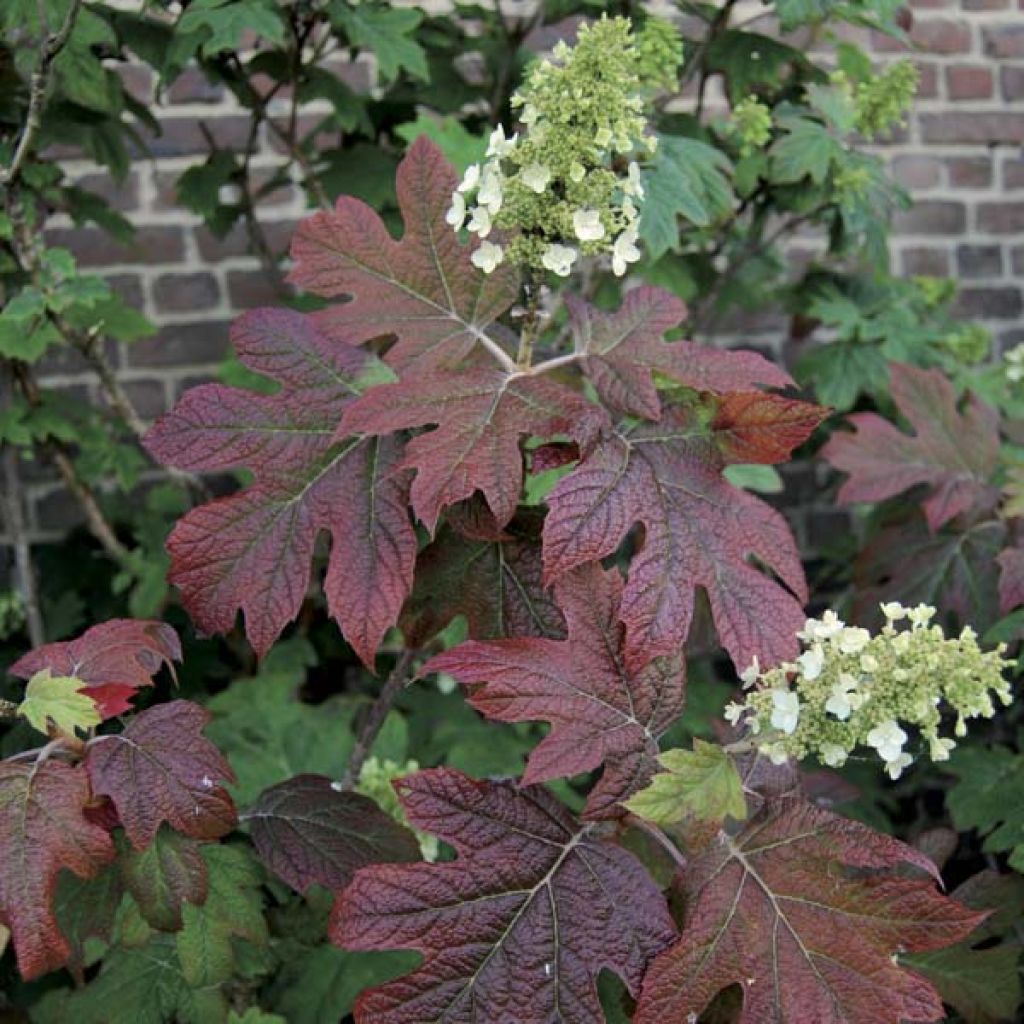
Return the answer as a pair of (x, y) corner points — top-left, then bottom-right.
(17, 669), (101, 737)
(822, 362), (1000, 531)
(569, 287), (792, 420)
(636, 799), (984, 1024)
(340, 360), (608, 532)
(424, 563), (685, 818)
(86, 700), (237, 849)
(333, 768), (676, 1024)
(289, 137), (518, 373)
(145, 308), (416, 664)
(118, 827), (209, 932)
(542, 394), (824, 672)
(10, 618), (181, 719)
(0, 760), (115, 979)
(245, 774), (420, 895)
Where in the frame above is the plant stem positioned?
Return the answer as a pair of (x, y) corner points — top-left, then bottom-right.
(625, 814), (689, 872)
(1, 449), (45, 648)
(516, 273), (542, 368)
(340, 649), (417, 790)
(1, 0), (82, 189)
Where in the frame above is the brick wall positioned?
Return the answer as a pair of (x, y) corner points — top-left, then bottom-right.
(11, 0), (1024, 544)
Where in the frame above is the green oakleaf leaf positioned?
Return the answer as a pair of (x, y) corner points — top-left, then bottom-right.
(640, 136), (734, 260)
(177, 0), (286, 55)
(623, 740), (747, 827)
(329, 3), (428, 82)
(18, 669), (101, 737)
(770, 114), (843, 185)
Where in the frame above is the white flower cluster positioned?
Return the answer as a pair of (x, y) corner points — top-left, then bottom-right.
(1006, 343), (1023, 385)
(726, 603), (1013, 781)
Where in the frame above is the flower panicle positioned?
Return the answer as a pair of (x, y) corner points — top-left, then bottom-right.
(726, 603), (1013, 780)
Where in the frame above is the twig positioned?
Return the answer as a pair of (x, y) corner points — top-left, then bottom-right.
(340, 649), (417, 790)
(516, 271), (542, 368)
(1, 443), (45, 647)
(624, 814), (689, 872)
(11, 362), (134, 571)
(1, 0), (83, 188)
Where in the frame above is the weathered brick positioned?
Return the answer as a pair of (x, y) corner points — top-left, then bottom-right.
(35, 488), (87, 533)
(72, 170), (141, 212)
(151, 273), (221, 313)
(945, 156), (993, 188)
(226, 269), (293, 309)
(127, 321), (230, 368)
(977, 202), (1024, 233)
(920, 112), (1024, 144)
(900, 247), (951, 276)
(105, 273), (146, 308)
(1001, 66), (1024, 101)
(1012, 246), (1024, 276)
(109, 379), (167, 420)
(1005, 158), (1024, 189)
(874, 19), (971, 54)
(892, 155), (941, 188)
(892, 201), (966, 235)
(196, 219), (298, 261)
(132, 115), (253, 158)
(167, 66), (225, 104)
(152, 165), (298, 212)
(956, 244), (1002, 278)
(963, 0), (1009, 9)
(983, 25), (1024, 58)
(954, 287), (1023, 319)
(915, 61), (940, 99)
(946, 65), (994, 100)
(44, 226), (186, 267)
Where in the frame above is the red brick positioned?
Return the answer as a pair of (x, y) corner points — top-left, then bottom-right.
(900, 247), (951, 276)
(954, 287), (1023, 320)
(196, 219), (298, 261)
(226, 269), (293, 308)
(977, 202), (1024, 234)
(914, 62), (940, 99)
(892, 201), (966, 235)
(946, 65), (994, 100)
(1001, 66), (1024, 101)
(920, 112), (1024, 144)
(167, 66), (225, 104)
(945, 156), (993, 188)
(44, 226), (185, 267)
(956, 245), (1002, 278)
(983, 25), (1024, 58)
(133, 115), (253, 158)
(875, 19), (971, 54)
(152, 273), (221, 313)
(72, 170), (140, 212)
(127, 321), (230, 368)
(891, 155), (941, 188)
(1004, 158), (1024, 189)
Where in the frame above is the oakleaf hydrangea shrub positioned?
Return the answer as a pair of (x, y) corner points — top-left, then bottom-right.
(2, 6), (1022, 1024)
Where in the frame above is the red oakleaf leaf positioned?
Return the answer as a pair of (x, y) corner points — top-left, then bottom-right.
(635, 799), (985, 1024)
(244, 774), (420, 895)
(712, 391), (829, 464)
(0, 760), (115, 979)
(85, 700), (237, 849)
(423, 563), (685, 818)
(339, 361), (608, 532)
(289, 136), (519, 372)
(332, 768), (676, 1024)
(570, 287), (792, 419)
(401, 508), (565, 645)
(10, 619), (181, 719)
(822, 363), (1000, 531)
(997, 545), (1024, 614)
(543, 395), (817, 673)
(145, 308), (416, 664)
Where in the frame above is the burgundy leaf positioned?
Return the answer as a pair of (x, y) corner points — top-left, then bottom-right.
(332, 768), (676, 1024)
(339, 361), (608, 532)
(997, 545), (1024, 614)
(145, 308), (416, 665)
(424, 563), (684, 818)
(636, 799), (985, 1024)
(543, 395), (818, 673)
(401, 509), (565, 645)
(290, 136), (519, 372)
(245, 774), (420, 895)
(10, 619), (181, 719)
(0, 760), (115, 979)
(569, 287), (792, 419)
(822, 363), (1000, 531)
(85, 700), (236, 849)
(712, 391), (828, 464)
